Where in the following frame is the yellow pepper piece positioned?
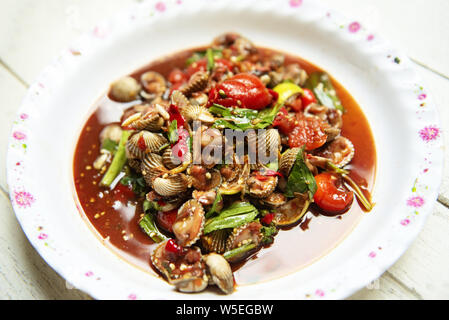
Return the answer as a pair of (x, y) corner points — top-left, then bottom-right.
(273, 82), (303, 105)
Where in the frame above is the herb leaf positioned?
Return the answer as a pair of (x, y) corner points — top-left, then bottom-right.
(204, 202), (258, 234)
(139, 213), (167, 243)
(285, 147), (317, 199)
(305, 72), (345, 112)
(261, 224), (279, 245)
(206, 48), (215, 72)
(101, 138), (118, 154)
(168, 120), (178, 144)
(206, 190), (222, 218)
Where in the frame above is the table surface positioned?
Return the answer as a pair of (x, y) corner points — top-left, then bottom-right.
(1, 0), (448, 300)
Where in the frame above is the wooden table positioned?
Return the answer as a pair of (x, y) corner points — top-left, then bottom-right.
(1, 0), (448, 300)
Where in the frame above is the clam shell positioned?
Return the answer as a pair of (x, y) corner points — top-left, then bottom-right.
(201, 229), (229, 254)
(247, 129), (281, 160)
(279, 148), (302, 176)
(99, 124), (123, 145)
(126, 131), (168, 159)
(141, 71), (166, 96)
(129, 110), (165, 132)
(172, 199), (205, 247)
(225, 222), (263, 263)
(260, 192), (287, 208)
(204, 253), (234, 294)
(182, 71), (209, 97)
(247, 175), (278, 199)
(152, 173), (191, 197)
(181, 103), (215, 124)
(151, 242), (206, 288)
(141, 153), (167, 186)
(162, 147), (192, 170)
(110, 76), (141, 102)
(314, 136), (355, 168)
(191, 169), (222, 191)
(171, 90), (190, 109)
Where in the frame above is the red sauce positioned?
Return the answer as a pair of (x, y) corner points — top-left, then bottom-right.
(73, 46), (376, 284)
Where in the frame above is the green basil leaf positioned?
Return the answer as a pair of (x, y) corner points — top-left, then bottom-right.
(139, 214), (167, 243)
(206, 48), (215, 72)
(285, 147), (317, 199)
(204, 202), (258, 234)
(206, 190), (222, 218)
(101, 138), (118, 154)
(305, 72), (345, 112)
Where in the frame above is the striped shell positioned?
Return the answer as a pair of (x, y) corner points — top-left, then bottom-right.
(162, 146), (192, 170)
(152, 173), (191, 197)
(127, 110), (165, 132)
(171, 90), (190, 109)
(180, 102), (215, 124)
(247, 129), (281, 160)
(247, 174), (278, 199)
(182, 71), (209, 97)
(201, 229), (229, 254)
(279, 147), (302, 176)
(172, 199), (205, 247)
(126, 131), (168, 159)
(141, 153), (167, 186)
(314, 136), (355, 168)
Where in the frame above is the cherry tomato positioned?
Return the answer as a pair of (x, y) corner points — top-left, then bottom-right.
(209, 73), (273, 110)
(314, 173), (354, 215)
(288, 114), (327, 151)
(168, 68), (188, 84)
(261, 213), (274, 226)
(165, 239), (183, 254)
(156, 209), (178, 233)
(301, 88), (317, 108)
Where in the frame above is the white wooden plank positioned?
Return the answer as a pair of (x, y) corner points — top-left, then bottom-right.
(0, 66), (27, 193)
(0, 189), (91, 299)
(0, 0), (137, 84)
(382, 202), (449, 300)
(320, 0), (449, 77)
(348, 273), (419, 300)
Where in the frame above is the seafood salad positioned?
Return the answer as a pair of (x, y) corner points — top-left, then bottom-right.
(74, 33), (375, 295)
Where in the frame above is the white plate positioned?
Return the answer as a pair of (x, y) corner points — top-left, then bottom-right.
(6, 0), (444, 300)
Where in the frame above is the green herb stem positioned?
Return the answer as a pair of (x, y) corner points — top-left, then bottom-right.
(223, 243), (256, 261)
(100, 130), (131, 187)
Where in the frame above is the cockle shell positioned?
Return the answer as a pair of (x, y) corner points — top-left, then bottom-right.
(182, 71), (209, 97)
(247, 129), (281, 160)
(126, 131), (168, 159)
(171, 90), (190, 109)
(260, 192), (287, 208)
(126, 109), (165, 132)
(172, 199), (205, 247)
(181, 102), (215, 124)
(141, 153), (167, 186)
(152, 173), (191, 197)
(162, 146), (192, 170)
(201, 229), (229, 254)
(247, 174), (278, 199)
(279, 147), (302, 176)
(204, 253), (234, 295)
(151, 242), (207, 292)
(313, 136), (355, 168)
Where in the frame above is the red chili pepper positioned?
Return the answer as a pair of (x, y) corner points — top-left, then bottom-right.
(264, 169), (284, 178)
(168, 104), (185, 128)
(165, 239), (182, 255)
(301, 88), (318, 108)
(261, 213), (274, 226)
(137, 135), (147, 151)
(255, 173), (269, 181)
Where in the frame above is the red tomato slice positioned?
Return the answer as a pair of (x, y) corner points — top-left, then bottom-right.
(314, 173), (354, 215)
(210, 73), (273, 110)
(273, 108), (296, 136)
(168, 68), (188, 84)
(288, 114), (327, 151)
